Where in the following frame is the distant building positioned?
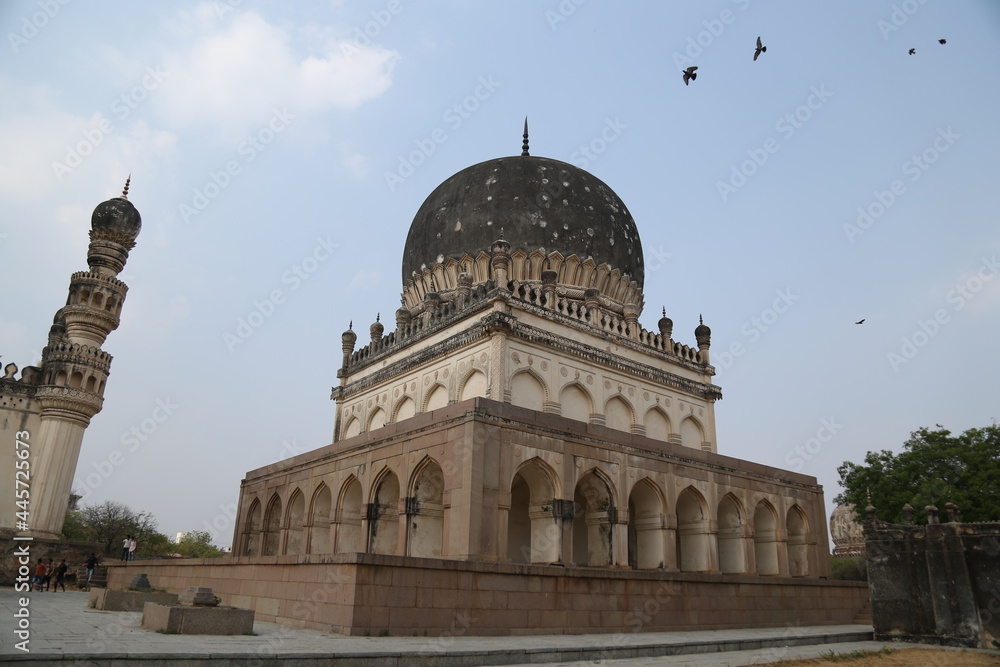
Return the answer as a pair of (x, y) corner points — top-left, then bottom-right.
(830, 504), (865, 556)
(175, 532), (188, 544)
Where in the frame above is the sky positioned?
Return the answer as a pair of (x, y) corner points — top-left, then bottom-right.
(2, 0), (999, 548)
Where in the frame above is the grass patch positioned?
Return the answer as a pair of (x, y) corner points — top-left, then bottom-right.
(820, 647), (894, 662)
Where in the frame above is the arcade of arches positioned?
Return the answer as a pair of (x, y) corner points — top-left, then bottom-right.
(236, 398), (824, 579)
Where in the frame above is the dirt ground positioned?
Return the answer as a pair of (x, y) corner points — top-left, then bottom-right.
(758, 647), (1000, 666)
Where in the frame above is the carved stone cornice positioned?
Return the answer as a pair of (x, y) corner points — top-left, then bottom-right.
(42, 342), (114, 375)
(34, 385), (103, 420)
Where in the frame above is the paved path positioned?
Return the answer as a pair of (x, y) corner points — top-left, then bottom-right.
(0, 588), (992, 666)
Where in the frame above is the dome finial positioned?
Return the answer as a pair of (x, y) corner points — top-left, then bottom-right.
(699, 314), (704, 325)
(662, 306), (666, 317)
(521, 117), (529, 157)
(121, 174), (131, 199)
(376, 313), (380, 322)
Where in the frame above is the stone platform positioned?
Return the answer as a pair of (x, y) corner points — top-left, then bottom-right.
(105, 553), (870, 636)
(4, 589), (994, 666)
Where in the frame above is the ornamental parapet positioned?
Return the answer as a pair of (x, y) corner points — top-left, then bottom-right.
(42, 342), (114, 375)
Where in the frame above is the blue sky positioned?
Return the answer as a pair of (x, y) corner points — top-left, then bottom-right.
(2, 0), (998, 546)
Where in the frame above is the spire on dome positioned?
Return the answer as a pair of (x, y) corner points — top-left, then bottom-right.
(121, 174), (131, 199)
(521, 117), (529, 156)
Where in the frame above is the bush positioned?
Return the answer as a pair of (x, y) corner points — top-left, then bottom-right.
(830, 556), (867, 581)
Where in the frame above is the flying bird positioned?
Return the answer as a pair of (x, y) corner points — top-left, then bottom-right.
(909, 48), (916, 55)
(682, 66), (698, 85)
(754, 36), (767, 61)
(855, 319), (865, 325)
(939, 39), (947, 44)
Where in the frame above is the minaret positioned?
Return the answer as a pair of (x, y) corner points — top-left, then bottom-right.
(27, 178), (141, 538)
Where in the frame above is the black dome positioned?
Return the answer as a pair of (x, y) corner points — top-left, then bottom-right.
(91, 196), (141, 241)
(402, 155), (643, 288)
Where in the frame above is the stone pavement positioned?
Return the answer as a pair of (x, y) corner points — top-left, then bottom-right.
(0, 588), (991, 666)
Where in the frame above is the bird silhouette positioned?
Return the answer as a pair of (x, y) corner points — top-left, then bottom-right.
(855, 319), (865, 325)
(682, 66), (698, 85)
(939, 39), (947, 45)
(909, 48), (916, 55)
(754, 36), (767, 61)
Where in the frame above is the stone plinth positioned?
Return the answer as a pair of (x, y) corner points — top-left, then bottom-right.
(88, 587), (178, 612)
(141, 602), (255, 635)
(178, 586), (217, 605)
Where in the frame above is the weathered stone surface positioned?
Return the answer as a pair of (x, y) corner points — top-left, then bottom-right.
(141, 601), (254, 635)
(88, 587), (178, 611)
(178, 586), (217, 606)
(865, 514), (1000, 649)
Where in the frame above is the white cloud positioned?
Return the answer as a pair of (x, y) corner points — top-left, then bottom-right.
(156, 9), (398, 137)
(348, 270), (382, 291)
(339, 142), (372, 178)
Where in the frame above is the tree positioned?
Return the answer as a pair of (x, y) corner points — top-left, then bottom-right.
(70, 500), (172, 557)
(836, 424), (1000, 525)
(175, 531), (224, 558)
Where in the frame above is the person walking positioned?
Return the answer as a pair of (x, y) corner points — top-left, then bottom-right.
(32, 559), (45, 591)
(85, 553), (98, 587)
(128, 536), (137, 561)
(41, 558), (54, 591)
(121, 535), (130, 561)
(53, 560), (68, 592)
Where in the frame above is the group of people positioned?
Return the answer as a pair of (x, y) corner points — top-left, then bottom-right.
(120, 535), (137, 561)
(31, 558), (69, 591)
(28, 552), (105, 591)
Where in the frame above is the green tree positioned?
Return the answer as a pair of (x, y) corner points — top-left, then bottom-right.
(175, 531), (224, 558)
(836, 423), (1000, 525)
(61, 508), (90, 541)
(70, 500), (171, 557)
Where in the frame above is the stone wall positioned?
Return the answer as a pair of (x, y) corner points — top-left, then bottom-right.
(864, 505), (1000, 649)
(107, 553), (869, 636)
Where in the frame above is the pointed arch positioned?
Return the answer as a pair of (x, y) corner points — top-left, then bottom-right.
(309, 483), (332, 554)
(682, 416), (706, 448)
(573, 468), (616, 566)
(786, 504), (809, 577)
(753, 500), (780, 575)
(343, 416), (361, 440)
(507, 457), (561, 564)
(335, 476), (363, 553)
(509, 369), (546, 411)
(676, 486), (711, 572)
(393, 396), (416, 423)
(628, 478), (666, 569)
(242, 497), (261, 556)
(604, 395), (634, 432)
(262, 493), (282, 556)
(459, 369), (488, 402)
(424, 384), (449, 412)
(407, 457), (445, 558)
(368, 407), (387, 431)
(717, 494), (748, 574)
(369, 468), (400, 555)
(680, 416), (704, 449)
(285, 488), (306, 555)
(559, 382), (592, 423)
(643, 407), (671, 442)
